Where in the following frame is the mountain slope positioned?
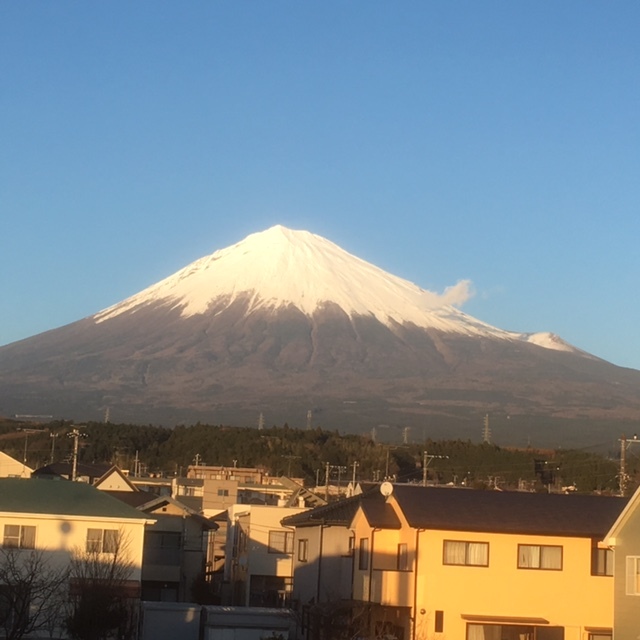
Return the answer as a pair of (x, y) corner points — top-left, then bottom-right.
(1, 225), (639, 445)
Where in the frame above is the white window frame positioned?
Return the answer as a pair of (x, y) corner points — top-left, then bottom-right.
(626, 556), (640, 595)
(86, 528), (119, 554)
(3, 524), (36, 549)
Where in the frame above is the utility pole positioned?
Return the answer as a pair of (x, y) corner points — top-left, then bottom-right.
(422, 450), (448, 486)
(352, 461), (359, 485)
(619, 434), (640, 496)
(67, 427), (86, 482)
(325, 462), (331, 501)
(49, 432), (58, 464)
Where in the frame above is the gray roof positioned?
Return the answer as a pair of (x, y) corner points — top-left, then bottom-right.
(391, 485), (628, 537)
(0, 478), (151, 520)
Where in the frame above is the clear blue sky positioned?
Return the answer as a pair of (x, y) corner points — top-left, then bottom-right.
(2, 2), (639, 369)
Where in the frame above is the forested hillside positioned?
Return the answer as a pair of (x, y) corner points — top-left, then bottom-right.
(0, 418), (629, 494)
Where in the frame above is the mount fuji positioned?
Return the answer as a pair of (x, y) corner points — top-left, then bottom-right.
(1, 225), (639, 445)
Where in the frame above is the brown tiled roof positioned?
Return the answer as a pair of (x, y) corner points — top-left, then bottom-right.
(392, 485), (627, 537)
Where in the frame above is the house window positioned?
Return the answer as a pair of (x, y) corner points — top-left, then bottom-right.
(298, 538), (308, 562)
(358, 538), (369, 571)
(86, 528), (118, 554)
(467, 624), (564, 639)
(397, 543), (409, 571)
(217, 488), (229, 497)
(626, 556), (640, 595)
(3, 525), (35, 549)
(268, 530), (294, 554)
(518, 544), (562, 570)
(443, 540), (489, 566)
(592, 547), (613, 576)
(588, 634), (611, 640)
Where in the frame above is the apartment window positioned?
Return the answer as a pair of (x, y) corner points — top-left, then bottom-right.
(86, 528), (118, 554)
(298, 538), (308, 562)
(397, 543), (409, 571)
(217, 489), (229, 497)
(626, 556), (640, 595)
(443, 540), (489, 566)
(268, 530), (294, 554)
(592, 547), (613, 576)
(3, 525), (35, 549)
(518, 544), (562, 570)
(358, 538), (369, 571)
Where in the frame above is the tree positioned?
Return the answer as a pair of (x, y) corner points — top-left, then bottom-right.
(0, 547), (68, 640)
(66, 530), (138, 640)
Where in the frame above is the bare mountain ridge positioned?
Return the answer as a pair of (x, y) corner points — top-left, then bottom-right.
(1, 226), (640, 445)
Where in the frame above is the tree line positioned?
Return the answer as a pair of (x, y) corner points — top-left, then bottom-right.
(0, 418), (631, 494)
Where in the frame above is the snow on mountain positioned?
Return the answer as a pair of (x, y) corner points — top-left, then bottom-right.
(94, 225), (577, 353)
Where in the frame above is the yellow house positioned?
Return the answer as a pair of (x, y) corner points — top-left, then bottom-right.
(350, 484), (626, 640)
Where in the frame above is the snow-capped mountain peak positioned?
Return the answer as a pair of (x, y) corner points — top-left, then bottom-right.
(94, 225), (577, 352)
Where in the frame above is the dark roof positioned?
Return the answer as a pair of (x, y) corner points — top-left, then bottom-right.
(281, 488), (393, 528)
(392, 485), (628, 537)
(32, 462), (113, 480)
(104, 490), (158, 508)
(0, 478), (151, 520)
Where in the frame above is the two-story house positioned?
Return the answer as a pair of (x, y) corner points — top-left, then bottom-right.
(603, 483), (640, 639)
(348, 483), (626, 640)
(0, 477), (153, 638)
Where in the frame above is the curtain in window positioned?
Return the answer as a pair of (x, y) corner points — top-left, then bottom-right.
(518, 545), (540, 568)
(467, 624), (501, 640)
(444, 541), (466, 564)
(468, 543), (488, 566)
(540, 546), (561, 569)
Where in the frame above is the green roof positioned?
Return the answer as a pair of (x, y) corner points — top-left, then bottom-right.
(0, 478), (150, 520)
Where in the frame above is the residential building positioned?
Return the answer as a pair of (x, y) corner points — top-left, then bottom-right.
(94, 466), (217, 602)
(0, 450), (32, 478)
(346, 484), (626, 640)
(226, 503), (308, 607)
(603, 484), (640, 639)
(0, 477), (153, 637)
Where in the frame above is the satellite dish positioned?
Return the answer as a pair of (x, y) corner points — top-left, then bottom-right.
(380, 481), (394, 497)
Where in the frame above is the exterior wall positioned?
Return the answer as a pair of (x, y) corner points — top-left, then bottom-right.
(141, 509), (207, 601)
(0, 452), (32, 478)
(351, 498), (613, 640)
(415, 529), (612, 640)
(610, 505), (640, 639)
(95, 470), (134, 492)
(291, 525), (353, 607)
(0, 512), (146, 578)
(226, 504), (307, 606)
(203, 478), (239, 514)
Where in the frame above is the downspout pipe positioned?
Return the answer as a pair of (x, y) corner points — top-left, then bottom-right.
(412, 529), (424, 640)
